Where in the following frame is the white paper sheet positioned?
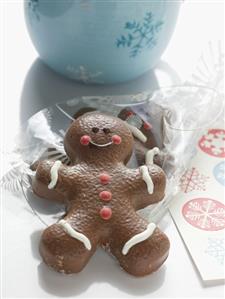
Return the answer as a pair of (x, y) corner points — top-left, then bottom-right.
(170, 120), (225, 284)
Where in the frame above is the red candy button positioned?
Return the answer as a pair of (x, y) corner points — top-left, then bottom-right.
(112, 135), (122, 145)
(99, 173), (110, 185)
(99, 191), (112, 202)
(80, 135), (91, 146)
(100, 207), (112, 220)
(143, 122), (152, 130)
(126, 111), (134, 117)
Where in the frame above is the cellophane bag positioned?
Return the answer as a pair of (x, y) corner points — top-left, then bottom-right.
(1, 85), (223, 227)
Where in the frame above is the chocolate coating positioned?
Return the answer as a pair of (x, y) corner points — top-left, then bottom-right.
(33, 112), (169, 276)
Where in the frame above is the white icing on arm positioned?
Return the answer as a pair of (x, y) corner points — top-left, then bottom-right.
(126, 123), (147, 143)
(122, 223), (156, 255)
(140, 165), (154, 194)
(48, 160), (62, 189)
(58, 220), (92, 251)
(146, 147), (160, 165)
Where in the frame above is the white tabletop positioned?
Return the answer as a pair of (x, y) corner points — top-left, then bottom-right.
(1, 1), (224, 298)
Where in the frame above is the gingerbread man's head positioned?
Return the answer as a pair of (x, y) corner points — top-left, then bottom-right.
(64, 112), (134, 164)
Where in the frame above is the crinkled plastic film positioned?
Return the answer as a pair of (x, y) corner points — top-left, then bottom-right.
(1, 85), (223, 227)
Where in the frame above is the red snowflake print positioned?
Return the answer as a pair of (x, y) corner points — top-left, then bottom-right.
(182, 198), (225, 231)
(198, 129), (225, 158)
(180, 167), (209, 193)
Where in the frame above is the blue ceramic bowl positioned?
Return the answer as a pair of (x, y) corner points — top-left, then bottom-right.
(24, 0), (181, 84)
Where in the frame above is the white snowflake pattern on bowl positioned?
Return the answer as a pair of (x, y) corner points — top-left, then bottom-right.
(66, 65), (104, 84)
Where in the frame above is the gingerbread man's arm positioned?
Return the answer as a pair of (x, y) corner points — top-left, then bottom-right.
(32, 160), (75, 203)
(126, 164), (166, 210)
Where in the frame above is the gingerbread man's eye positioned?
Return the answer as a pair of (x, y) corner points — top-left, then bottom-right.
(92, 127), (99, 133)
(103, 128), (111, 134)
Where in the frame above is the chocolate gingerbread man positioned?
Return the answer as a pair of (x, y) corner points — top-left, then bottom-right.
(33, 112), (170, 276)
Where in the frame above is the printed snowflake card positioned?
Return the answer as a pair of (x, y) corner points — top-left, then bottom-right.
(170, 123), (225, 284)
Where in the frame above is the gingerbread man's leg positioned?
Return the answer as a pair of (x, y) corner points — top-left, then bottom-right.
(40, 211), (100, 274)
(109, 213), (170, 277)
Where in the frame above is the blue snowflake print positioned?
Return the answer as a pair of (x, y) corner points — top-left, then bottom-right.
(27, 0), (40, 22)
(116, 12), (164, 58)
(205, 237), (225, 266)
(213, 161), (225, 187)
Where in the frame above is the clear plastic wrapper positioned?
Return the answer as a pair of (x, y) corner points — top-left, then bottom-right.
(1, 85), (223, 227)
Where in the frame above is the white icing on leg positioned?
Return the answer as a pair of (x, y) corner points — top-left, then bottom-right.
(58, 220), (92, 251)
(146, 147), (160, 165)
(126, 123), (147, 143)
(122, 223), (156, 255)
(48, 160), (62, 189)
(140, 165), (154, 194)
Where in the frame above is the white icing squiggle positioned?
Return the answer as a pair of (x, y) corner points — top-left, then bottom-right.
(140, 165), (154, 194)
(48, 160), (62, 189)
(126, 123), (147, 143)
(58, 220), (92, 251)
(122, 223), (156, 255)
(90, 140), (113, 148)
(146, 147), (160, 165)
